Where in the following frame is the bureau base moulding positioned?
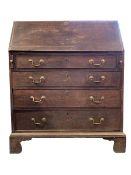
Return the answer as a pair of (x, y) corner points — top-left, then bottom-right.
(10, 132), (126, 153)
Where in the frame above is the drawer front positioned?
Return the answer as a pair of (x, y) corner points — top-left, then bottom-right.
(12, 71), (121, 88)
(13, 90), (121, 108)
(15, 54), (116, 69)
(14, 109), (121, 131)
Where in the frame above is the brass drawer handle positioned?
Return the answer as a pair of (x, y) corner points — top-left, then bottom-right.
(89, 58), (105, 66)
(31, 117), (47, 126)
(89, 117), (104, 125)
(89, 96), (104, 104)
(28, 59), (45, 67)
(89, 75), (105, 83)
(30, 96), (46, 103)
(28, 76), (45, 84)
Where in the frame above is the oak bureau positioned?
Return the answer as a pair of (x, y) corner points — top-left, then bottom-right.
(9, 21), (126, 153)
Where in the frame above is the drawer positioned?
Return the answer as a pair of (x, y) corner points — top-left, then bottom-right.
(14, 109), (121, 131)
(12, 71), (121, 88)
(13, 90), (121, 108)
(15, 54), (116, 69)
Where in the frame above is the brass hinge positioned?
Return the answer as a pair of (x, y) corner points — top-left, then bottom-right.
(9, 55), (14, 68)
(118, 55), (124, 69)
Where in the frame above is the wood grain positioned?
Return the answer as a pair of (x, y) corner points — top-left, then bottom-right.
(14, 109), (121, 131)
(9, 21), (123, 51)
(12, 71), (121, 88)
(13, 89), (121, 108)
(15, 54), (117, 69)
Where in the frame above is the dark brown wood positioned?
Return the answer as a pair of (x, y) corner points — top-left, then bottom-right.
(113, 136), (126, 153)
(10, 135), (32, 154)
(10, 132), (126, 153)
(9, 21), (126, 153)
(9, 21), (123, 51)
(14, 109), (121, 131)
(15, 54), (117, 69)
(103, 135), (126, 153)
(13, 90), (121, 108)
(12, 71), (121, 88)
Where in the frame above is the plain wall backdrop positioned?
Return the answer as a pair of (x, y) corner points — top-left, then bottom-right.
(0, 0), (130, 175)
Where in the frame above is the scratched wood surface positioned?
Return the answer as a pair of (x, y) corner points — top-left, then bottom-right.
(9, 21), (123, 51)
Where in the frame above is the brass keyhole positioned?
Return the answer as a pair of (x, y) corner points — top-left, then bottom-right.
(66, 112), (70, 121)
(63, 72), (71, 81)
(66, 73), (69, 78)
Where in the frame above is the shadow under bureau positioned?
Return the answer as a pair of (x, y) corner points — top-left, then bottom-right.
(9, 21), (126, 153)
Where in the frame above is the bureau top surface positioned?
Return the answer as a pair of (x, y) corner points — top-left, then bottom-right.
(9, 21), (124, 52)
